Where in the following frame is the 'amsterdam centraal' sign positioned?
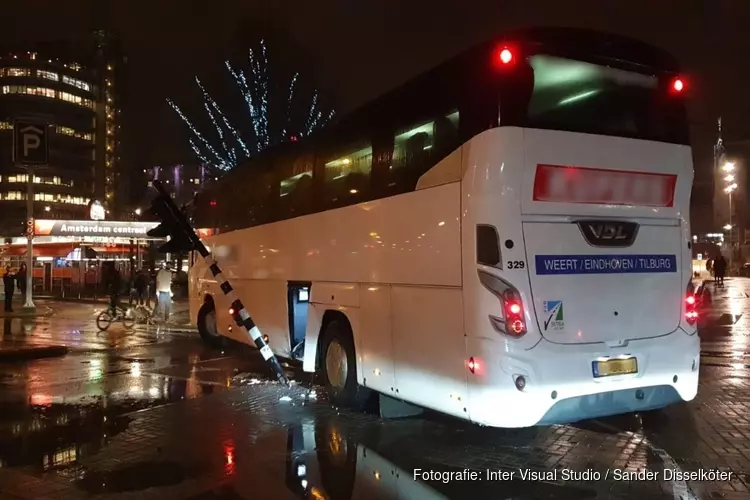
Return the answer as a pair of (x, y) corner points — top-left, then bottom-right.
(34, 219), (161, 238)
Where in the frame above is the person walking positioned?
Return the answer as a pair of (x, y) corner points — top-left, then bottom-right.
(714, 254), (727, 288)
(133, 268), (148, 306)
(155, 263), (173, 322)
(3, 266), (15, 312)
(16, 262), (27, 300)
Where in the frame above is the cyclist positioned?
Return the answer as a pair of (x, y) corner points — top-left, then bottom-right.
(107, 267), (123, 315)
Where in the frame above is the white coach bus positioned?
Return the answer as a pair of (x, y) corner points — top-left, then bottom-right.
(189, 27), (699, 428)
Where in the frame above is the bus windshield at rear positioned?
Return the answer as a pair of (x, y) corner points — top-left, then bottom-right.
(500, 53), (689, 144)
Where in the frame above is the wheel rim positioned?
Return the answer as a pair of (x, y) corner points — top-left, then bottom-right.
(325, 340), (348, 389)
(205, 311), (218, 337)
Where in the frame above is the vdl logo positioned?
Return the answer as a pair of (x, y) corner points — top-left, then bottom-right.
(543, 300), (564, 331)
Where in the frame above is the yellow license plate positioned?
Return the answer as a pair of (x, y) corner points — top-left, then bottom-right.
(592, 357), (638, 378)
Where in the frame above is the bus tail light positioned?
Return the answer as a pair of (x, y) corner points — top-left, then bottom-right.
(685, 282), (698, 325)
(478, 271), (527, 337)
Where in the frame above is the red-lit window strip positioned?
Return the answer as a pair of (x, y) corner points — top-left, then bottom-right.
(533, 164), (677, 207)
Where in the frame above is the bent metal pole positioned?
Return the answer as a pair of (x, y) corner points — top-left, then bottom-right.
(150, 180), (290, 386)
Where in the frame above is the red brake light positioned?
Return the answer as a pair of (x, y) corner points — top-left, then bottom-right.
(210, 200), (217, 206)
(499, 48), (513, 64)
(685, 284), (698, 325)
(468, 357), (479, 374)
(672, 78), (684, 92)
(508, 302), (522, 315)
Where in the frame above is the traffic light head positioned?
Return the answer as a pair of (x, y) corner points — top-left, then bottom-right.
(146, 188), (197, 254)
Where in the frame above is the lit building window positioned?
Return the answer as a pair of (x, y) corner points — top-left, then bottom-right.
(0, 191), (24, 200)
(61, 75), (90, 92)
(2, 175), (71, 187)
(3, 67), (31, 77)
(1, 85), (93, 108)
(56, 125), (93, 141)
(37, 70), (59, 81)
(0, 121), (11, 130)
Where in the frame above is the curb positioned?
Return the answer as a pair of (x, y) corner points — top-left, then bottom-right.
(0, 345), (68, 361)
(0, 307), (54, 319)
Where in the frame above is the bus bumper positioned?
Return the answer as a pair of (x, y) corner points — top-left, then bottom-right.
(465, 330), (699, 428)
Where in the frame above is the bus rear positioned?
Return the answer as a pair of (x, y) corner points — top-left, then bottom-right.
(462, 29), (697, 427)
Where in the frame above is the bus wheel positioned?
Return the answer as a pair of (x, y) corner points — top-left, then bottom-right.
(320, 318), (373, 410)
(197, 302), (223, 348)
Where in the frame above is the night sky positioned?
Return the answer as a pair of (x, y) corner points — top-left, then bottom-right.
(1, 0), (748, 195)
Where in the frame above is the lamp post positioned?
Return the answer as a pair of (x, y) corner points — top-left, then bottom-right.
(723, 161), (738, 265)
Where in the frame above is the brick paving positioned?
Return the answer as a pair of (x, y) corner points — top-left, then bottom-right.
(1, 283), (750, 498)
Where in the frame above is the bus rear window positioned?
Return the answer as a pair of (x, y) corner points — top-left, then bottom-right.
(502, 54), (689, 144)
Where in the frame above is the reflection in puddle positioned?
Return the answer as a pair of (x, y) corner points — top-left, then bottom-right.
(283, 418), (596, 500)
(0, 403), (132, 471)
(77, 460), (205, 493)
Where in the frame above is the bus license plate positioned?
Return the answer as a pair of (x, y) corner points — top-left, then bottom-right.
(592, 357), (637, 378)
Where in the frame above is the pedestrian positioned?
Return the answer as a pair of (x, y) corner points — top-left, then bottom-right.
(714, 254), (727, 288)
(133, 268), (148, 306)
(3, 266), (15, 312)
(16, 262), (27, 299)
(155, 262), (173, 322)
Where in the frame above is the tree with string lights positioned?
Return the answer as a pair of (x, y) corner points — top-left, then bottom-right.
(168, 40), (334, 171)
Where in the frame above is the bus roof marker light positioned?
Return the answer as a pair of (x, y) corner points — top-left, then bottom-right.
(499, 47), (513, 64)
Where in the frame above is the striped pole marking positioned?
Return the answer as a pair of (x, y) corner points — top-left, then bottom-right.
(202, 254), (290, 386)
(147, 180), (289, 386)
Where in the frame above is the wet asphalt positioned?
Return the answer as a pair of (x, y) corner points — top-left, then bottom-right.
(0, 282), (749, 499)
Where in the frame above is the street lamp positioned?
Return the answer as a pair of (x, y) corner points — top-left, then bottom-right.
(725, 182), (738, 247)
(725, 174), (735, 182)
(724, 224), (732, 231)
(723, 161), (735, 172)
(134, 208), (142, 216)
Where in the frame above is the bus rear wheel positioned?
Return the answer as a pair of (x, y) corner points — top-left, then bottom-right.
(320, 318), (373, 411)
(197, 302), (224, 348)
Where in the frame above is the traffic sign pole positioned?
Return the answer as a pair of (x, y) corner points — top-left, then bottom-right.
(12, 120), (48, 311)
(24, 166), (34, 309)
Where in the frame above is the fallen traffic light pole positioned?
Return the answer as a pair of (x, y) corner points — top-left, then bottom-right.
(146, 180), (290, 387)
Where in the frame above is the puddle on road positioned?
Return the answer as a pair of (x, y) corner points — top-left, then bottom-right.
(77, 460), (205, 494)
(0, 372), (220, 473)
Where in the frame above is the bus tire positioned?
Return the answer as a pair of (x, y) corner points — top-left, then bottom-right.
(197, 302), (224, 348)
(320, 318), (373, 411)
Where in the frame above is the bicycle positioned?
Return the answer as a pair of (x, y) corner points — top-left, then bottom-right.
(96, 304), (136, 331)
(132, 302), (157, 325)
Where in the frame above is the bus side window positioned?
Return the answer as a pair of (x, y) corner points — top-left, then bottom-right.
(278, 151), (315, 220)
(387, 110), (460, 194)
(320, 140), (372, 210)
(476, 224), (502, 268)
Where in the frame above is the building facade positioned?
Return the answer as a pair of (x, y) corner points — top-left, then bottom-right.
(0, 32), (125, 236)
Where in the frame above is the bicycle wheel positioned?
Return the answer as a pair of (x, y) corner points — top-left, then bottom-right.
(121, 308), (136, 329)
(96, 311), (114, 331)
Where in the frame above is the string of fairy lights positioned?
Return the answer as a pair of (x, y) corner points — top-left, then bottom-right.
(168, 40), (335, 171)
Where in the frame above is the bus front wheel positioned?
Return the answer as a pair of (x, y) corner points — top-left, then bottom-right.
(320, 318), (373, 411)
(197, 302), (224, 349)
